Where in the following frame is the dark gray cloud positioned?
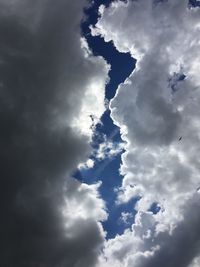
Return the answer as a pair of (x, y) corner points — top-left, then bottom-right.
(0, 0), (108, 266)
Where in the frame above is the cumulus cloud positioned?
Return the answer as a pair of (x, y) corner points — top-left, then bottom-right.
(99, 195), (200, 267)
(93, 0), (200, 266)
(79, 158), (95, 169)
(0, 0), (109, 266)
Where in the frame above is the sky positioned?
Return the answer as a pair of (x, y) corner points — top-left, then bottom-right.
(1, 0), (200, 267)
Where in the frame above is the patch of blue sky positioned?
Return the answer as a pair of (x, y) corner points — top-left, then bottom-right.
(102, 197), (139, 239)
(149, 202), (161, 215)
(73, 0), (136, 238)
(75, 151), (139, 239)
(82, 0), (136, 101)
(168, 72), (186, 93)
(189, 0), (200, 8)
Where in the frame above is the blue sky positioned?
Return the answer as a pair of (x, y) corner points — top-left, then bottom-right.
(78, 0), (136, 238)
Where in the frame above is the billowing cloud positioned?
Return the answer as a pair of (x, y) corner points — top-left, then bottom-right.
(0, 0), (109, 266)
(93, 0), (200, 266)
(99, 194), (200, 267)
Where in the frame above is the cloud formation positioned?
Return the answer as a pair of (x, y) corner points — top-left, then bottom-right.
(0, 0), (109, 266)
(93, 0), (200, 266)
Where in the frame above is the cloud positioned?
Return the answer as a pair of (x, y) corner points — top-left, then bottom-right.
(79, 158), (95, 169)
(134, 195), (200, 267)
(0, 0), (109, 266)
(78, 136), (124, 170)
(93, 0), (200, 266)
(119, 211), (133, 225)
(99, 195), (200, 267)
(95, 139), (124, 160)
(189, 256), (200, 267)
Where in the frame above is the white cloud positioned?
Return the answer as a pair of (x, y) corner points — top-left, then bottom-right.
(93, 0), (200, 266)
(99, 195), (200, 267)
(63, 179), (107, 232)
(95, 139), (124, 160)
(87, 158), (95, 168)
(78, 158), (95, 169)
(120, 211), (133, 225)
(189, 256), (200, 267)
(71, 38), (110, 137)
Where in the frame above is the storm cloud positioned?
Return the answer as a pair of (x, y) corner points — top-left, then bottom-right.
(0, 0), (108, 266)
